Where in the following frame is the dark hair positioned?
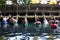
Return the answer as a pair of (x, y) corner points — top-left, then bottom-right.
(52, 22), (55, 24)
(37, 19), (39, 21)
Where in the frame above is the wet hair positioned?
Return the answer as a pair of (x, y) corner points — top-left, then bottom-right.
(37, 19), (39, 21)
(52, 22), (55, 24)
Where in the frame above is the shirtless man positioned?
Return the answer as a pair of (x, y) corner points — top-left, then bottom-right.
(34, 18), (41, 34)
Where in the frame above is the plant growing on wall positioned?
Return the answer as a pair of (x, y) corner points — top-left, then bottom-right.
(23, 0), (31, 10)
(0, 0), (6, 10)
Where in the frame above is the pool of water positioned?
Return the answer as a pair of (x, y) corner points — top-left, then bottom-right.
(0, 22), (60, 40)
(0, 22), (60, 35)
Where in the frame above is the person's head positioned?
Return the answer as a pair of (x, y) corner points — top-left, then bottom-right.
(3, 16), (6, 18)
(35, 18), (39, 22)
(52, 22), (55, 24)
(37, 19), (39, 21)
(55, 17), (59, 20)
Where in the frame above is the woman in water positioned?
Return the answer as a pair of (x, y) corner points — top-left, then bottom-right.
(2, 16), (9, 32)
(34, 18), (41, 34)
(22, 18), (28, 33)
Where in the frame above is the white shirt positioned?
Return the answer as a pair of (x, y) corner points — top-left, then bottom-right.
(3, 17), (8, 22)
(44, 18), (48, 25)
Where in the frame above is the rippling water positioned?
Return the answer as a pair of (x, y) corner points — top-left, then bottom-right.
(0, 22), (60, 40)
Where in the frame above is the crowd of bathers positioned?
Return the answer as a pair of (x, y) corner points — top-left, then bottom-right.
(0, 16), (60, 33)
